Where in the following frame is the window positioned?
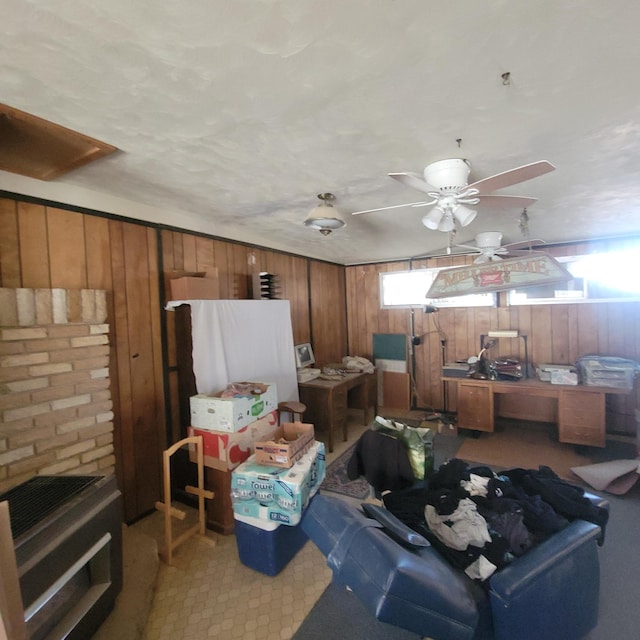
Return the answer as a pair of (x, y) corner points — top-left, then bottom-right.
(507, 249), (640, 305)
(380, 268), (496, 309)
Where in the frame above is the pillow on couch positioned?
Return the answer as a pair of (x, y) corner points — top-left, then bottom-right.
(361, 502), (430, 548)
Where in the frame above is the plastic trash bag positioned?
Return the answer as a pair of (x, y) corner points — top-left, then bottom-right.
(371, 416), (434, 480)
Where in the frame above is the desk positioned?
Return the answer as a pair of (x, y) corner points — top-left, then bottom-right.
(442, 377), (631, 448)
(299, 371), (377, 452)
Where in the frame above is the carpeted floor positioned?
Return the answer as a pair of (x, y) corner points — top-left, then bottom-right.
(456, 419), (594, 480)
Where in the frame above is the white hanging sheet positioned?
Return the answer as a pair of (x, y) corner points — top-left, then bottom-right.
(166, 299), (299, 402)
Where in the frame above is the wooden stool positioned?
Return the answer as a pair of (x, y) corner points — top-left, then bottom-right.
(277, 400), (306, 423)
(155, 435), (216, 565)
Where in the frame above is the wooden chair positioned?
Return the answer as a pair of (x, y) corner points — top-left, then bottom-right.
(277, 400), (307, 423)
(155, 435), (216, 565)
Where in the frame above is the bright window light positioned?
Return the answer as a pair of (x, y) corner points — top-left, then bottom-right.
(508, 248), (640, 305)
(380, 269), (496, 309)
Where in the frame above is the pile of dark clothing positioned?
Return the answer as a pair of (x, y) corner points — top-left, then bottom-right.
(383, 458), (609, 582)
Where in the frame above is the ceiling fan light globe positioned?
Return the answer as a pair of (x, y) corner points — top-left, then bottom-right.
(422, 207), (444, 230)
(453, 204), (477, 227)
(437, 215), (456, 233)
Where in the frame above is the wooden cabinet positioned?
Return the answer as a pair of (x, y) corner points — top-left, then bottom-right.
(457, 382), (494, 432)
(558, 389), (606, 447)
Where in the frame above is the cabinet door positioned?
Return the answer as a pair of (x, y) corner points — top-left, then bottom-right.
(457, 383), (494, 432)
(558, 390), (606, 447)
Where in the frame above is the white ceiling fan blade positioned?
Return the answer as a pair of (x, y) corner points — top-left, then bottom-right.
(351, 200), (431, 216)
(388, 172), (439, 195)
(454, 243), (482, 253)
(466, 161), (556, 195)
(475, 194), (538, 209)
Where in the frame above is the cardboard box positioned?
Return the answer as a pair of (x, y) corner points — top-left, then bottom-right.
(254, 421), (315, 468)
(170, 269), (219, 300)
(190, 382), (277, 432)
(187, 410), (279, 471)
(231, 441), (326, 526)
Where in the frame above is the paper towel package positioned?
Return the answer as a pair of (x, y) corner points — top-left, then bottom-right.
(231, 441), (326, 526)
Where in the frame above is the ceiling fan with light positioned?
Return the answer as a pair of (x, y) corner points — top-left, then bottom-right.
(352, 159), (555, 232)
(453, 231), (546, 263)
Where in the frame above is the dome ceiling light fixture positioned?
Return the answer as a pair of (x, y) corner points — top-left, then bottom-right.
(304, 192), (346, 236)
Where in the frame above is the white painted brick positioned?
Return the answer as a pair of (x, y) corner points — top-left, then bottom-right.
(1, 327), (48, 341)
(29, 363), (73, 376)
(96, 411), (115, 423)
(73, 461), (99, 475)
(35, 289), (53, 325)
(0, 445), (34, 465)
(90, 324), (110, 335)
(16, 289), (35, 326)
(1, 352), (49, 368)
(0, 289), (18, 326)
(57, 439), (95, 460)
(39, 459), (79, 475)
(50, 394), (91, 411)
(95, 291), (107, 323)
(81, 444), (113, 463)
(81, 290), (96, 323)
(5, 377), (49, 393)
(70, 335), (109, 348)
(90, 368), (110, 379)
(3, 402), (51, 422)
(52, 289), (68, 324)
(57, 416), (96, 434)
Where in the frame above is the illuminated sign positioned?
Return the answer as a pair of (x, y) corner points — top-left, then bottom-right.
(426, 254), (573, 298)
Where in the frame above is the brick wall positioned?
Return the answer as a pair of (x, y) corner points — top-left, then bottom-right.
(0, 288), (114, 493)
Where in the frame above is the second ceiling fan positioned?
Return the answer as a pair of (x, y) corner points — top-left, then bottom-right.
(352, 158), (555, 232)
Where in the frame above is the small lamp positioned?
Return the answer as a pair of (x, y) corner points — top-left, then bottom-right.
(304, 193), (346, 236)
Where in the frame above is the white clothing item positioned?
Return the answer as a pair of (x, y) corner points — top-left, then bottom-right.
(425, 498), (492, 551)
(461, 473), (491, 497)
(465, 555), (498, 581)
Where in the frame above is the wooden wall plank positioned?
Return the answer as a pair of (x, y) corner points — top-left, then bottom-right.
(0, 199), (20, 287)
(84, 216), (113, 290)
(122, 222), (162, 515)
(309, 261), (346, 366)
(47, 207), (86, 289)
(109, 219), (137, 520)
(18, 202), (50, 288)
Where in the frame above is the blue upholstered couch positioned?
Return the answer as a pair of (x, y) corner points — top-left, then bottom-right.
(302, 493), (607, 640)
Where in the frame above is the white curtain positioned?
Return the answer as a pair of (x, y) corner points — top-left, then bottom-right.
(166, 299), (299, 402)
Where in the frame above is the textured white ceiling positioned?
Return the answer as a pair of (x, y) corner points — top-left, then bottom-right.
(2, 0), (640, 264)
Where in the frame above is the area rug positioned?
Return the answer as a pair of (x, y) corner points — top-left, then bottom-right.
(455, 420), (594, 481)
(320, 443), (371, 500)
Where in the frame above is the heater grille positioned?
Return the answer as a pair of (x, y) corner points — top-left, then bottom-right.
(0, 475), (100, 539)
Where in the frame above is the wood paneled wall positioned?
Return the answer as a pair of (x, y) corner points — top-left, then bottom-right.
(0, 199), (166, 521)
(0, 195), (347, 522)
(346, 242), (640, 433)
